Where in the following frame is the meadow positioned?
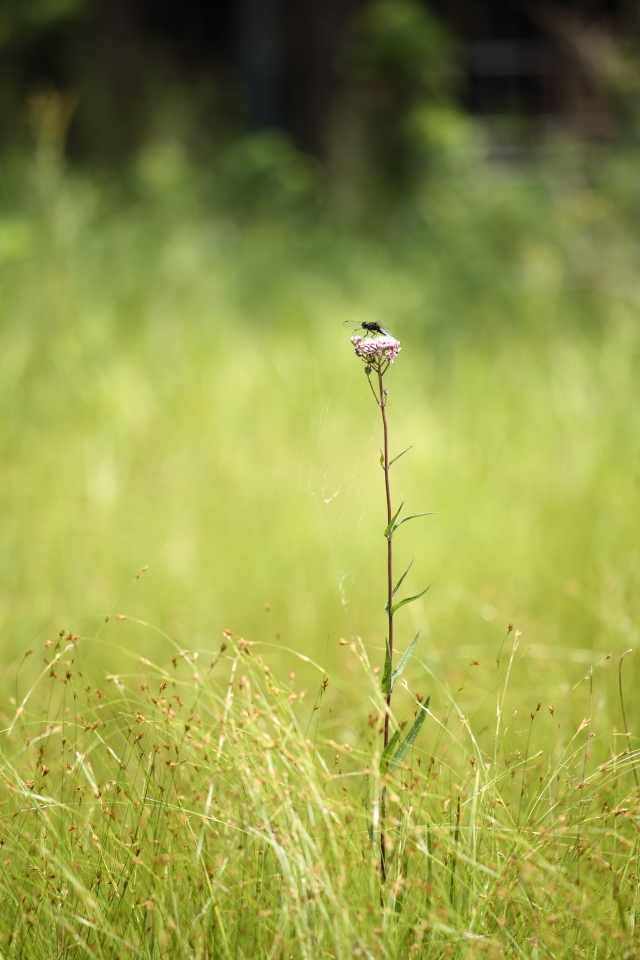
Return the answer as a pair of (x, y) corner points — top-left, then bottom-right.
(1, 131), (640, 957)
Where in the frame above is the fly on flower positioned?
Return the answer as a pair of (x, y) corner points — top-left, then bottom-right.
(343, 319), (393, 338)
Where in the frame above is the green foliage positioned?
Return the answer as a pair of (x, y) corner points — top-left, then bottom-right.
(336, 0), (461, 199)
(381, 637), (392, 696)
(388, 698), (428, 770)
(343, 0), (455, 93)
(389, 631), (419, 691)
(0, 633), (638, 958)
(379, 723), (403, 772)
(387, 510), (438, 538)
(388, 446), (412, 467)
(388, 584), (432, 617)
(384, 556), (415, 613)
(0, 0), (88, 45)
(384, 502), (405, 538)
(392, 557), (415, 597)
(0, 137), (639, 680)
(217, 131), (320, 218)
(1, 128), (640, 955)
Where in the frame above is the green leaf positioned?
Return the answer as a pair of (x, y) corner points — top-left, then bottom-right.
(380, 727), (402, 773)
(390, 632), (419, 691)
(384, 501), (405, 538)
(364, 774), (373, 841)
(385, 557), (415, 613)
(389, 699), (430, 771)
(390, 583), (433, 616)
(393, 556), (415, 598)
(379, 450), (385, 467)
(391, 511), (440, 534)
(380, 638), (392, 696)
(389, 446), (413, 467)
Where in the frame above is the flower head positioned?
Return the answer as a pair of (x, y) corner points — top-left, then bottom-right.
(351, 335), (401, 364)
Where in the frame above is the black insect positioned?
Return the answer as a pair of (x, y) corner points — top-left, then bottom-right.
(344, 320), (393, 337)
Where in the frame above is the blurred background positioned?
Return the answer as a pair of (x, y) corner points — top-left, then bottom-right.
(1, 0), (640, 723)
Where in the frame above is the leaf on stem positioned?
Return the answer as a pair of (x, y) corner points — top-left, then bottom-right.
(390, 557), (415, 601)
(390, 583), (433, 617)
(380, 724), (405, 773)
(363, 774), (374, 840)
(379, 451), (385, 467)
(389, 698), (430, 771)
(384, 502), (405, 539)
(388, 446), (413, 467)
(390, 632), (420, 691)
(381, 638), (392, 696)
(389, 511), (440, 536)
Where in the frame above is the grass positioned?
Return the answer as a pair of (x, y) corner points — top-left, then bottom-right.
(1, 135), (640, 955)
(1, 627), (639, 958)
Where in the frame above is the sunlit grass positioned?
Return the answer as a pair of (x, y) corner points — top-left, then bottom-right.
(1, 143), (640, 954)
(1, 175), (639, 673)
(1, 626), (639, 958)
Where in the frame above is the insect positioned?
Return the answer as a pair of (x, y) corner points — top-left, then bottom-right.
(344, 320), (393, 338)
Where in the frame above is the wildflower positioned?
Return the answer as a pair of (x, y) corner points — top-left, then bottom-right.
(351, 334), (401, 363)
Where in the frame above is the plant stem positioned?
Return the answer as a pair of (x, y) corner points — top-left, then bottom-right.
(377, 365), (394, 884)
(378, 368), (394, 745)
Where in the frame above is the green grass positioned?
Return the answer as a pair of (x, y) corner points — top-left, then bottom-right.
(1, 140), (640, 956)
(1, 629), (639, 958)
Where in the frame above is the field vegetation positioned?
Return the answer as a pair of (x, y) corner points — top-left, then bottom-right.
(1, 113), (640, 956)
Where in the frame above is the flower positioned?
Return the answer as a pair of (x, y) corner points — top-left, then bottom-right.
(351, 335), (401, 363)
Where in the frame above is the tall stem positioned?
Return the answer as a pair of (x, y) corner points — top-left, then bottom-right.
(377, 366), (394, 884)
(378, 368), (394, 744)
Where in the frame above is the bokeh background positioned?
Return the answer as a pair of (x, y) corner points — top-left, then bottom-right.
(1, 0), (640, 723)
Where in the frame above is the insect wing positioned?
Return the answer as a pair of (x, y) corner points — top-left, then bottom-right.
(367, 322), (393, 337)
(343, 319), (394, 337)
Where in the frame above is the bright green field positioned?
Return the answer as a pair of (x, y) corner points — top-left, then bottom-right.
(1, 141), (640, 957)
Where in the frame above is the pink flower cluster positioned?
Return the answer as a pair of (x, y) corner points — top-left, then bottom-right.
(351, 334), (402, 363)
